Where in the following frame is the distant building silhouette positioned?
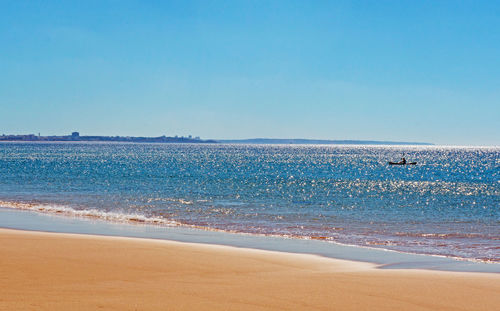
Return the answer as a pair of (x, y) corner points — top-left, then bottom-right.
(0, 131), (217, 144)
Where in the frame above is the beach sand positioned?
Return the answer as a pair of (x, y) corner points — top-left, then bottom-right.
(0, 228), (499, 310)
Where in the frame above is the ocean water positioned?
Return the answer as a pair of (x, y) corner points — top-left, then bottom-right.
(0, 142), (498, 262)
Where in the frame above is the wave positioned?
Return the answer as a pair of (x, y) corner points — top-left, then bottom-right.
(0, 200), (181, 226)
(0, 199), (498, 264)
(394, 232), (486, 239)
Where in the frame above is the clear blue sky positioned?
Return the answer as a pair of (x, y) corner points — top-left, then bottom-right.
(1, 0), (499, 145)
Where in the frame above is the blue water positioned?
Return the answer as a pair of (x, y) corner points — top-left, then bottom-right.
(0, 142), (498, 262)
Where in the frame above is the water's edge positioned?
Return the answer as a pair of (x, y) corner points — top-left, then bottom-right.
(1, 207), (498, 273)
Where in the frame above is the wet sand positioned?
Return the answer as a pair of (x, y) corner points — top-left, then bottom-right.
(0, 228), (499, 311)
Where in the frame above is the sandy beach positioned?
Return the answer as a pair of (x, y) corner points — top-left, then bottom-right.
(0, 228), (498, 310)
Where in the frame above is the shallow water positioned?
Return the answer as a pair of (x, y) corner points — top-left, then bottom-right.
(0, 142), (498, 262)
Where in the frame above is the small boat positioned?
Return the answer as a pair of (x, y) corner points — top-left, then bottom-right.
(388, 161), (417, 165)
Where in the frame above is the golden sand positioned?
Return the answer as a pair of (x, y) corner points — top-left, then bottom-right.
(0, 228), (498, 310)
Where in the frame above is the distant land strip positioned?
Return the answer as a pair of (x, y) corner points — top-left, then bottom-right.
(218, 138), (433, 145)
(0, 133), (432, 145)
(0, 132), (217, 144)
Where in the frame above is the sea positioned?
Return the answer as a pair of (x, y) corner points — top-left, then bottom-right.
(0, 142), (498, 263)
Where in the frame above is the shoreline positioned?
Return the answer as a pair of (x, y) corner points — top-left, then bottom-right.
(1, 207), (499, 273)
(1, 227), (499, 310)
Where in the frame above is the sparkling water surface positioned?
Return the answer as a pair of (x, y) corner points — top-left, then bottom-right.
(0, 142), (498, 262)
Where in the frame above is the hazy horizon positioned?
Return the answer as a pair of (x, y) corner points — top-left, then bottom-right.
(5, 131), (500, 146)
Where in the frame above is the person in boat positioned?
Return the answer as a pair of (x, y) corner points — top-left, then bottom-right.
(401, 157), (406, 164)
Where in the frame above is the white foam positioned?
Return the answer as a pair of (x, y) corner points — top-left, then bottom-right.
(0, 200), (180, 226)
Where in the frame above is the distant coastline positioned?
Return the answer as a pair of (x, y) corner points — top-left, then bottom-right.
(0, 133), (433, 145)
(218, 138), (433, 145)
(0, 132), (217, 144)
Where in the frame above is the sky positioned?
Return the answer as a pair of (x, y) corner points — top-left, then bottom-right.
(1, 0), (499, 145)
